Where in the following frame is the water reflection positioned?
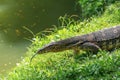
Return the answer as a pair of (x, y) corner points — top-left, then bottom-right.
(0, 42), (29, 73)
(0, 0), (80, 39)
(0, 32), (30, 74)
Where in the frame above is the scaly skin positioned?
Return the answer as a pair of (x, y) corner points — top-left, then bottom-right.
(30, 25), (120, 62)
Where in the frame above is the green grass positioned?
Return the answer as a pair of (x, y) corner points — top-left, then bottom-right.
(2, 2), (120, 80)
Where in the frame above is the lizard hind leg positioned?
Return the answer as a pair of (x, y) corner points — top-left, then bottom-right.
(81, 42), (101, 54)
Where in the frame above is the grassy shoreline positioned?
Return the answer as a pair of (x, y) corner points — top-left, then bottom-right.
(2, 2), (120, 80)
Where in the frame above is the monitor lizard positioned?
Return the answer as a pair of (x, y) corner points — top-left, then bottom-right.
(30, 25), (120, 62)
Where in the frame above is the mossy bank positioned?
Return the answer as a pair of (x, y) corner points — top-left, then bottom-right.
(2, 2), (120, 80)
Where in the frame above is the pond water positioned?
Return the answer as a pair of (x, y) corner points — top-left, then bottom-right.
(0, 0), (80, 74)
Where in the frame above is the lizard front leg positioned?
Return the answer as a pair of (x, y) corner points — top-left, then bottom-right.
(81, 42), (101, 54)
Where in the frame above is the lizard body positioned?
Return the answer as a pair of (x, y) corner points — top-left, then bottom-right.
(30, 25), (120, 62)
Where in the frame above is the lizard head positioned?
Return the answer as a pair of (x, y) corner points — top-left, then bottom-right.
(30, 41), (66, 63)
(36, 41), (68, 54)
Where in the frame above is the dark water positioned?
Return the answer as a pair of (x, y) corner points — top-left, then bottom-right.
(0, 0), (80, 74)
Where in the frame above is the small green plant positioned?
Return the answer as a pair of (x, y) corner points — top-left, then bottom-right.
(58, 14), (79, 28)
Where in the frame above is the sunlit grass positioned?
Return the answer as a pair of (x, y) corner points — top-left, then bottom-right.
(2, 2), (120, 80)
